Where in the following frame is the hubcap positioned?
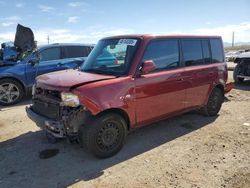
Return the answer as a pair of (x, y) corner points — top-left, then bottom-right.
(0, 83), (20, 104)
(97, 123), (120, 151)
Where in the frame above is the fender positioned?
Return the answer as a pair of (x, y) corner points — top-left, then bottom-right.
(0, 73), (26, 87)
(72, 76), (136, 126)
(203, 62), (227, 105)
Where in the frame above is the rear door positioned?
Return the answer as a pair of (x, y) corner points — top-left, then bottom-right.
(182, 39), (215, 108)
(135, 39), (188, 126)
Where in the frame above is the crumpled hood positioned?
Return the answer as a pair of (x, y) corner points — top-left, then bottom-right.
(36, 69), (116, 91)
(14, 24), (35, 52)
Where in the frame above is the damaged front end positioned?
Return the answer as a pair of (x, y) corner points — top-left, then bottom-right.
(26, 87), (90, 138)
(0, 24), (36, 63)
(234, 52), (250, 82)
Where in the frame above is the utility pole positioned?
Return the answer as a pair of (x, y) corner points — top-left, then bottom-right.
(232, 31), (234, 47)
(47, 35), (50, 44)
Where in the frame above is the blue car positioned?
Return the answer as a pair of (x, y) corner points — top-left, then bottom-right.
(0, 24), (94, 106)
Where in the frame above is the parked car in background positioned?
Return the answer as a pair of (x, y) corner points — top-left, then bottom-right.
(26, 35), (233, 158)
(0, 24), (94, 105)
(233, 52), (250, 83)
(225, 51), (242, 62)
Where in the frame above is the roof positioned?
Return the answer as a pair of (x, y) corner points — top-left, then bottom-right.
(38, 43), (95, 50)
(102, 34), (222, 40)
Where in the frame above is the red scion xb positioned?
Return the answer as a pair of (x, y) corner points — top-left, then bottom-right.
(26, 35), (233, 158)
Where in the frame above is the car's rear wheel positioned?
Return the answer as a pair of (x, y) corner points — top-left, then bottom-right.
(80, 113), (127, 158)
(233, 64), (244, 83)
(202, 87), (224, 116)
(0, 79), (24, 106)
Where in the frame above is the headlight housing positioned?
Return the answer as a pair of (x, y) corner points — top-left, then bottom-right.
(61, 92), (80, 107)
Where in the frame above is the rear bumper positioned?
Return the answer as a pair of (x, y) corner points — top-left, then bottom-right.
(26, 106), (65, 138)
(224, 82), (234, 93)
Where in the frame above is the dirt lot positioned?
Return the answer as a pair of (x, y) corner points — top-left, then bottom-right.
(0, 71), (249, 188)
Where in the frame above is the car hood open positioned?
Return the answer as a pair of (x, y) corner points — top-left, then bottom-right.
(14, 24), (35, 52)
(36, 69), (116, 91)
(1, 24), (35, 63)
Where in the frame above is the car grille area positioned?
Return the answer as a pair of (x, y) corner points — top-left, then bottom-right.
(32, 100), (61, 120)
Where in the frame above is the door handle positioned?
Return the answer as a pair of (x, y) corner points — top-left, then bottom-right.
(176, 78), (184, 81)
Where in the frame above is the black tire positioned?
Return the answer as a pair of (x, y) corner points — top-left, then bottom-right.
(0, 78), (24, 106)
(233, 64), (244, 83)
(203, 88), (224, 116)
(80, 113), (127, 158)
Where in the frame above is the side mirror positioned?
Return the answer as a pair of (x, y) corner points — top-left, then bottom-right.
(29, 57), (39, 65)
(141, 60), (157, 74)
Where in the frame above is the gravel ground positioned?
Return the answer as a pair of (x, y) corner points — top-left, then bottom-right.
(0, 71), (249, 188)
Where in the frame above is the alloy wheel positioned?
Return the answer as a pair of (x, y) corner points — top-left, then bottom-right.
(0, 83), (20, 104)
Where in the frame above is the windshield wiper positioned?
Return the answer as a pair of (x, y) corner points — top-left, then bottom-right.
(84, 68), (117, 75)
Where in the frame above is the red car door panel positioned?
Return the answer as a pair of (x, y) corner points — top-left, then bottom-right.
(183, 65), (216, 108)
(135, 69), (187, 126)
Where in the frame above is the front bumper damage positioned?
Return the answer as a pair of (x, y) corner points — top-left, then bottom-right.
(26, 90), (90, 138)
(26, 107), (65, 138)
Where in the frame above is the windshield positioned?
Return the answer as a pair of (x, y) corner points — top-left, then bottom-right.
(81, 38), (140, 76)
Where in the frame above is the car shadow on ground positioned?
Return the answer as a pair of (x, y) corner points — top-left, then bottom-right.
(0, 112), (217, 187)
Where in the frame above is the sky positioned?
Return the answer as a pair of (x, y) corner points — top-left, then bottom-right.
(0, 0), (249, 45)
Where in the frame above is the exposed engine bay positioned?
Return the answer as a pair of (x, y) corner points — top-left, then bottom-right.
(233, 52), (250, 82)
(0, 24), (36, 64)
(29, 87), (90, 139)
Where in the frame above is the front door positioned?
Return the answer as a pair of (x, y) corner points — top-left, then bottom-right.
(25, 47), (63, 86)
(135, 39), (187, 126)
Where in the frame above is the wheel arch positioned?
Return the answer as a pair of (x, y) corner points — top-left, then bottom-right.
(215, 84), (224, 96)
(95, 108), (131, 131)
(204, 83), (224, 106)
(0, 76), (26, 93)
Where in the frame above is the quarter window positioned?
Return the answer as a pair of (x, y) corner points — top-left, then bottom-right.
(142, 39), (179, 71)
(210, 39), (224, 63)
(39, 47), (61, 62)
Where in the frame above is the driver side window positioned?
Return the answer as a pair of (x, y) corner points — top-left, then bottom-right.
(142, 39), (179, 71)
(39, 47), (61, 62)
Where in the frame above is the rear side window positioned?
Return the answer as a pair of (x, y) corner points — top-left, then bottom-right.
(40, 47), (61, 62)
(182, 40), (203, 66)
(63, 46), (92, 58)
(142, 39), (179, 71)
(210, 39), (224, 63)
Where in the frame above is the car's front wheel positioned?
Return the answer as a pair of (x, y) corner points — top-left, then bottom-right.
(80, 113), (127, 158)
(0, 78), (24, 106)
